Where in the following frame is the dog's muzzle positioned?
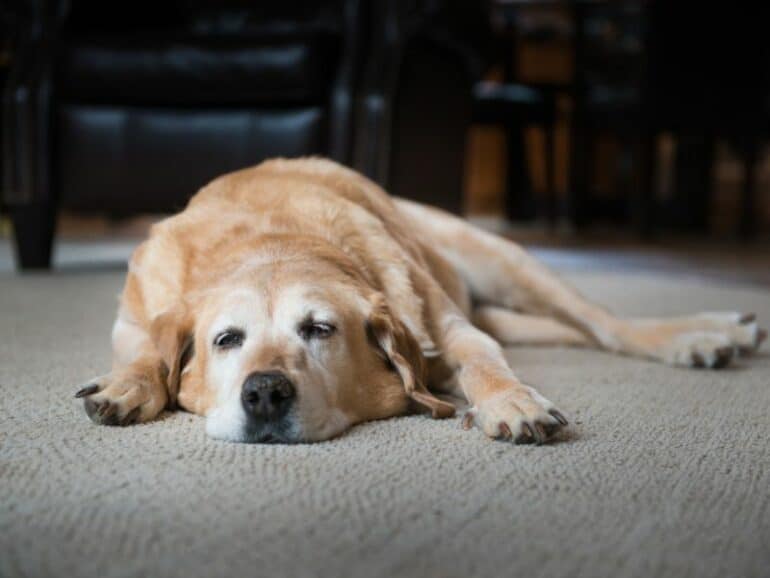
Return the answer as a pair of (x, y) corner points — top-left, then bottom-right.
(241, 371), (297, 442)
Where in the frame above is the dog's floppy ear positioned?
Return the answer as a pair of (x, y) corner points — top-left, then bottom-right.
(150, 304), (194, 409)
(366, 294), (454, 419)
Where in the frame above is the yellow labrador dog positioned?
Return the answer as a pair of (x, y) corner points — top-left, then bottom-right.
(76, 158), (766, 444)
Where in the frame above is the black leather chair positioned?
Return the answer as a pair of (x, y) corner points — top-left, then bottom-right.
(3, 0), (362, 269)
(4, 0), (489, 270)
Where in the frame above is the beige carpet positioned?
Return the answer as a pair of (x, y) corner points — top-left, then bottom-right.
(1, 270), (769, 578)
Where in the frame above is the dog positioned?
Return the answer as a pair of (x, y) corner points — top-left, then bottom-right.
(76, 158), (766, 444)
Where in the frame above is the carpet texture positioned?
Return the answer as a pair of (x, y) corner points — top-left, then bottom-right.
(1, 270), (769, 578)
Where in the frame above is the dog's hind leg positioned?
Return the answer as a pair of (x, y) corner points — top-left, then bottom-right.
(473, 306), (590, 347)
(396, 199), (765, 368)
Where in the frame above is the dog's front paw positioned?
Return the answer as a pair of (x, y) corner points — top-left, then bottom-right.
(75, 371), (165, 426)
(462, 386), (568, 445)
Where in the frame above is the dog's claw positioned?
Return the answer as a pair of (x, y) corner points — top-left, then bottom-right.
(712, 346), (733, 369)
(758, 329), (767, 346)
(461, 412), (474, 430)
(514, 423), (535, 444)
(549, 409), (568, 426)
(498, 422), (512, 440)
(691, 352), (706, 368)
(98, 402), (116, 418)
(75, 384), (100, 398)
(543, 422), (561, 438)
(739, 313), (757, 325)
(121, 406), (141, 426)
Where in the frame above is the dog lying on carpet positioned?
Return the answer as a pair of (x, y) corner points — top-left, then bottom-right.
(76, 158), (766, 444)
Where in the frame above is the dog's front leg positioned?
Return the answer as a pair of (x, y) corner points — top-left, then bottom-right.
(423, 279), (568, 443)
(447, 315), (567, 443)
(76, 315), (171, 426)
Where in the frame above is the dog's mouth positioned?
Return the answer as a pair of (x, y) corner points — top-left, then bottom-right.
(242, 417), (299, 444)
(252, 432), (292, 444)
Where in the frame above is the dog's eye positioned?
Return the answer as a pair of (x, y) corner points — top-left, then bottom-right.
(298, 321), (336, 341)
(213, 329), (244, 349)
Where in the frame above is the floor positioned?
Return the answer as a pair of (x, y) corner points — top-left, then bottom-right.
(1, 266), (768, 578)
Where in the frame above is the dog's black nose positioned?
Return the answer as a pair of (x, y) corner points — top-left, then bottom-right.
(241, 371), (296, 420)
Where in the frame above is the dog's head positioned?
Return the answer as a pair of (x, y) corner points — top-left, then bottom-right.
(151, 254), (453, 443)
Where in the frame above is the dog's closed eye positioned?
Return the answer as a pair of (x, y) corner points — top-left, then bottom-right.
(213, 328), (245, 350)
(297, 320), (336, 341)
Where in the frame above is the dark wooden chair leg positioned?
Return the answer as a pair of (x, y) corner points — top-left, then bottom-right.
(568, 123), (592, 228)
(10, 201), (56, 270)
(544, 125), (557, 228)
(636, 131), (656, 238)
(567, 1), (589, 230)
(504, 124), (537, 222)
(673, 132), (714, 232)
(739, 135), (758, 240)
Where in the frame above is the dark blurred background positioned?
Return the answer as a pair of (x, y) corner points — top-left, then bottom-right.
(1, 0), (769, 271)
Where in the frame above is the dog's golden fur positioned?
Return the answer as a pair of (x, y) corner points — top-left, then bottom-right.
(78, 158), (766, 443)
